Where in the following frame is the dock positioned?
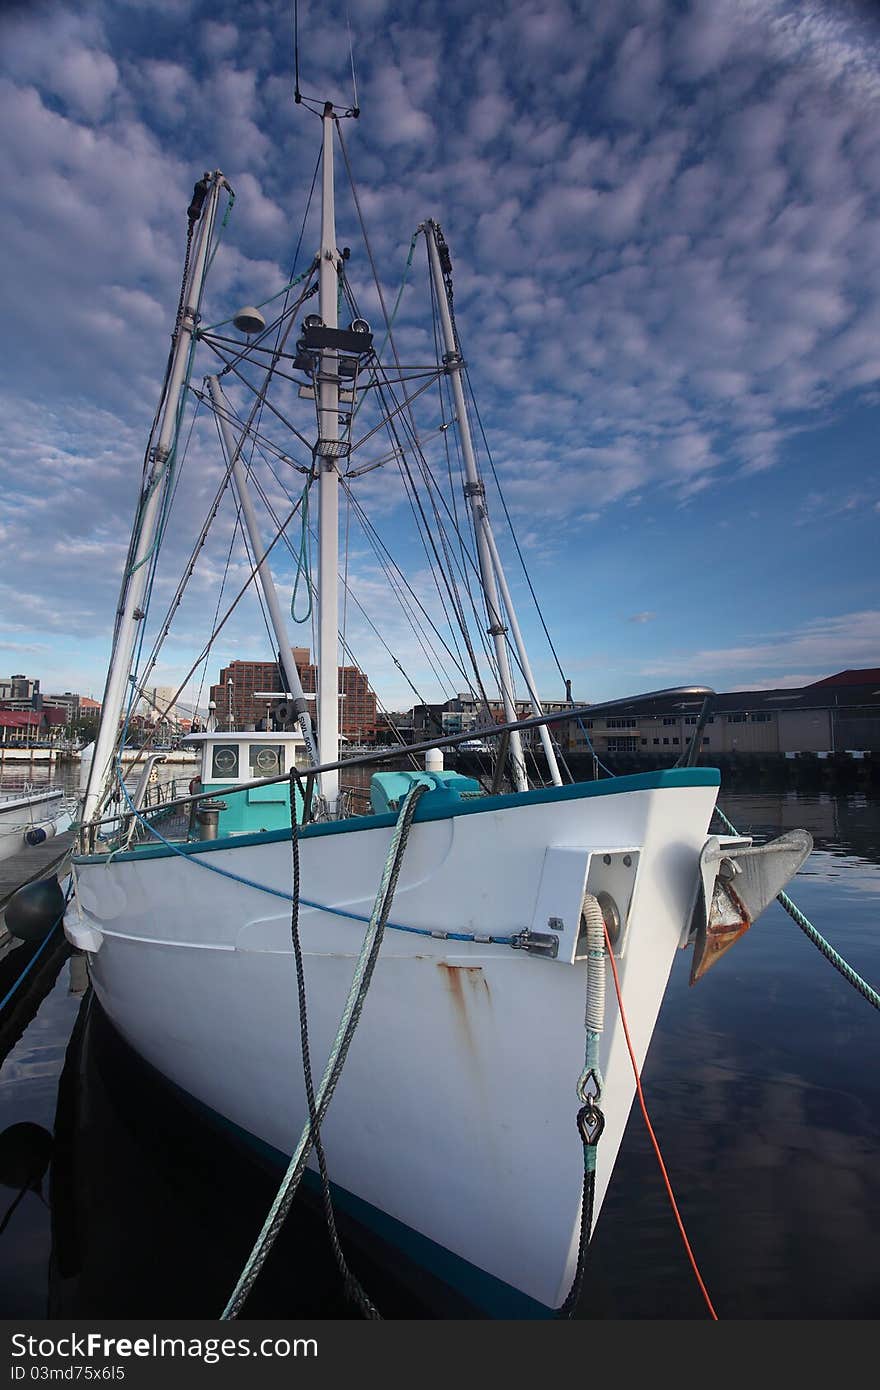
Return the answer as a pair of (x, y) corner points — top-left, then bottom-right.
(0, 828), (78, 1062)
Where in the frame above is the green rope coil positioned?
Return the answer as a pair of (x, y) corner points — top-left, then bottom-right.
(290, 484), (313, 622)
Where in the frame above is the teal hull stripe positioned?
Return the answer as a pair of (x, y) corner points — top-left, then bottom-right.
(76, 767), (719, 869)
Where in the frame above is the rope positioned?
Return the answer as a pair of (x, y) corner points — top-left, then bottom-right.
(286, 771), (378, 1317)
(712, 805), (880, 1010)
(290, 485), (313, 622)
(0, 884), (72, 1013)
(557, 893), (605, 1318)
(203, 190), (236, 276)
(199, 267), (312, 334)
(220, 780), (429, 1318)
(604, 918), (718, 1319)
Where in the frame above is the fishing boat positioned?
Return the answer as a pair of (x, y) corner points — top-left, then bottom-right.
(0, 786), (75, 863)
(53, 98), (814, 1317)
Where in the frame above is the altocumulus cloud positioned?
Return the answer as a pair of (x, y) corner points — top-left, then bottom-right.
(0, 0), (878, 703)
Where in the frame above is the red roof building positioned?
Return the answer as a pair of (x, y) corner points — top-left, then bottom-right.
(808, 669), (880, 688)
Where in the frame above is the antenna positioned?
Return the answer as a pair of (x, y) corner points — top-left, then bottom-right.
(293, 0), (301, 103)
(347, 9), (360, 117)
(290, 0), (359, 119)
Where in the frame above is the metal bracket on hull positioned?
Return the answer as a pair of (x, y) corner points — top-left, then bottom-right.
(688, 829), (813, 984)
(528, 847), (640, 965)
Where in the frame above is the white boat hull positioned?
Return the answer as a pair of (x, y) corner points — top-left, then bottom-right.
(0, 788), (73, 863)
(67, 773), (718, 1311)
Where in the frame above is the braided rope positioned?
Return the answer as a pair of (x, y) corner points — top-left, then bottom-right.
(221, 780), (429, 1317)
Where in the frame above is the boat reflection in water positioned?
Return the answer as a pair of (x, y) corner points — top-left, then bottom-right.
(47, 989), (485, 1319)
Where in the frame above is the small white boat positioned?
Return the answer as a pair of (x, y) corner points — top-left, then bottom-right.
(0, 787), (76, 863)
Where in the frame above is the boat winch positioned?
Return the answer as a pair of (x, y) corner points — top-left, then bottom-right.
(525, 845), (641, 965)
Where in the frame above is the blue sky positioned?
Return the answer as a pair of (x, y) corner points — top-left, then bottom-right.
(0, 0), (878, 711)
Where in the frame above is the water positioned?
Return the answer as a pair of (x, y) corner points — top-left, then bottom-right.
(0, 789), (877, 1319)
(0, 756), (196, 801)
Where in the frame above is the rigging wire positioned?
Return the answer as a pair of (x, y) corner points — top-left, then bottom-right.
(132, 396), (241, 703)
(358, 353), (498, 711)
(338, 262), (495, 684)
(116, 490), (309, 791)
(338, 490), (459, 705)
(194, 504), (245, 723)
(426, 263), (572, 780)
(205, 343), (316, 455)
(333, 121), (498, 715)
(465, 369), (572, 697)
(338, 484), (470, 697)
(237, 433), (453, 718)
(423, 234), (570, 780)
(205, 404), (423, 760)
(340, 247), (517, 723)
(210, 407), (281, 671)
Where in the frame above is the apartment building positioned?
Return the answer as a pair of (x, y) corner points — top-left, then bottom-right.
(210, 647), (378, 740)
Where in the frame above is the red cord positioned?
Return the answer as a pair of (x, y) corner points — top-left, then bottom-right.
(603, 921), (719, 1320)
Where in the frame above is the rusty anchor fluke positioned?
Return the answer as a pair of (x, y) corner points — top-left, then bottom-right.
(688, 829), (813, 986)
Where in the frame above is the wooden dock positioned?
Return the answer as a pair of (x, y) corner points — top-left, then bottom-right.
(0, 828), (78, 1059)
(0, 828), (76, 920)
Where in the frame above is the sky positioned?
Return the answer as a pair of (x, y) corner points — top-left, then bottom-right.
(0, 0), (878, 713)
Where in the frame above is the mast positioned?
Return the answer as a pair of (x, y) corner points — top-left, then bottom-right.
(83, 171), (227, 825)
(480, 523), (562, 785)
(424, 221), (529, 793)
(316, 102), (340, 809)
(207, 376), (320, 766)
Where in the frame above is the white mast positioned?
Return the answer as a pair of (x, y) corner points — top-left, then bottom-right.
(424, 221), (529, 792)
(83, 172), (226, 825)
(480, 522), (562, 785)
(207, 375), (320, 766)
(316, 102), (340, 809)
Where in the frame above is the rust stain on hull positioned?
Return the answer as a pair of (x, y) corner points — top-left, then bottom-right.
(436, 963), (490, 1056)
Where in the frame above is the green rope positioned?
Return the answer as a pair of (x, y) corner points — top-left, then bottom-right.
(199, 266), (312, 334)
(713, 805), (880, 1011)
(290, 484), (313, 622)
(204, 191), (236, 277)
(220, 780), (429, 1318)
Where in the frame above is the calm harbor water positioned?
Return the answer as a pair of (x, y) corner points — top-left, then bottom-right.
(0, 781), (877, 1319)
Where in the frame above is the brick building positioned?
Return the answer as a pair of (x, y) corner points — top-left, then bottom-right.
(210, 647), (378, 740)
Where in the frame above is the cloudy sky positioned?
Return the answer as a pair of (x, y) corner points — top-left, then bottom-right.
(1, 0), (878, 714)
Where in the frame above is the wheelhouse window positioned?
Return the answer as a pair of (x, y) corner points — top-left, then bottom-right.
(250, 743), (285, 777)
(211, 744), (239, 780)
